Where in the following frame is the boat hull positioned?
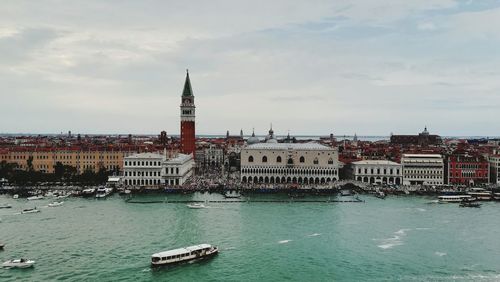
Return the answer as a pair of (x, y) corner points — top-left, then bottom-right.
(151, 250), (218, 267)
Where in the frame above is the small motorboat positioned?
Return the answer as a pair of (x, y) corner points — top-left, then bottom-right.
(459, 201), (481, 208)
(13, 194), (19, 199)
(375, 191), (386, 199)
(0, 204), (12, 209)
(57, 194), (71, 199)
(2, 258), (35, 268)
(186, 203), (206, 209)
(21, 208), (40, 214)
(48, 201), (64, 207)
(0, 242), (4, 250)
(27, 195), (44, 201)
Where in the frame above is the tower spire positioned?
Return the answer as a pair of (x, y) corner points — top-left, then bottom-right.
(182, 69), (194, 97)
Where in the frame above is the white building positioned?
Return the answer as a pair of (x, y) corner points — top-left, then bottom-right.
(163, 153), (195, 186)
(351, 160), (402, 185)
(401, 154), (444, 186)
(489, 155), (500, 185)
(202, 145), (224, 169)
(123, 153), (165, 187)
(240, 142), (339, 185)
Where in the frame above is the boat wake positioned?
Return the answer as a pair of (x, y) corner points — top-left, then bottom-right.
(377, 229), (411, 249)
(278, 240), (292, 244)
(435, 251), (447, 256)
(307, 233), (321, 237)
(416, 208), (426, 212)
(223, 247), (236, 251)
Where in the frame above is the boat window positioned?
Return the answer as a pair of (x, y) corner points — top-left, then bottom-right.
(162, 257), (167, 260)
(152, 257), (161, 262)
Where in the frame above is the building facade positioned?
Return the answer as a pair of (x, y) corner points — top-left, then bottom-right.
(240, 142), (339, 185)
(180, 70), (196, 156)
(447, 154), (489, 185)
(390, 127), (442, 146)
(1, 148), (129, 174)
(489, 155), (500, 185)
(163, 153), (195, 186)
(123, 153), (165, 187)
(351, 160), (402, 185)
(401, 154), (444, 186)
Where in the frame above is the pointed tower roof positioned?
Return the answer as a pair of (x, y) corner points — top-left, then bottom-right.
(182, 69), (194, 97)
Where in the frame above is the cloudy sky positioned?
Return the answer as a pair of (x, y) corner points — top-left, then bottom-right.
(1, 0), (499, 136)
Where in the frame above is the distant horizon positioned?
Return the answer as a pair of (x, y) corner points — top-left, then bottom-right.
(1, 132), (499, 140)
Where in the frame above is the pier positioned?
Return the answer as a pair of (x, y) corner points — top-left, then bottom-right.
(124, 198), (364, 204)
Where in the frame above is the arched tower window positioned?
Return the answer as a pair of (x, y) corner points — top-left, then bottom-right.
(277, 156), (282, 163)
(299, 156), (305, 163)
(248, 156), (254, 163)
(262, 156), (268, 163)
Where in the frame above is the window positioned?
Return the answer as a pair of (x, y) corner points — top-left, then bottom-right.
(328, 158), (333, 165)
(300, 156), (305, 163)
(313, 158), (319, 165)
(249, 156), (254, 162)
(262, 156), (267, 163)
(277, 156), (282, 163)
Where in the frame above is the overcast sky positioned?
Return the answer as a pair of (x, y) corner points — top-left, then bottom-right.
(1, 0), (499, 136)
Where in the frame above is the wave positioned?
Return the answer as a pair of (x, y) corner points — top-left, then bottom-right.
(435, 251), (447, 256)
(278, 240), (292, 244)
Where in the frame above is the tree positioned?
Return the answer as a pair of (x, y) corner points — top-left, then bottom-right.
(27, 156), (34, 171)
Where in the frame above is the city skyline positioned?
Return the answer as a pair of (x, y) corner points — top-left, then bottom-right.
(1, 1), (500, 135)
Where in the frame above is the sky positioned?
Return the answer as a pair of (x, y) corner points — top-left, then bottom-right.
(1, 0), (499, 136)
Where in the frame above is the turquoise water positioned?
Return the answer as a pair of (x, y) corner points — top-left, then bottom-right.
(1, 193), (500, 281)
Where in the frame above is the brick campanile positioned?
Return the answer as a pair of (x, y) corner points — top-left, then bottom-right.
(180, 70), (196, 156)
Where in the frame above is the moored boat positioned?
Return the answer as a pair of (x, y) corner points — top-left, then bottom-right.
(186, 203), (206, 209)
(467, 188), (492, 201)
(48, 201), (64, 207)
(0, 204), (12, 209)
(151, 244), (218, 267)
(27, 195), (44, 201)
(21, 207), (40, 214)
(96, 187), (113, 198)
(2, 258), (35, 268)
(459, 201), (481, 208)
(81, 188), (96, 197)
(0, 242), (4, 249)
(13, 194), (19, 199)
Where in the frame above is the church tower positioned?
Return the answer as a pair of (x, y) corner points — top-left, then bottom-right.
(180, 70), (196, 156)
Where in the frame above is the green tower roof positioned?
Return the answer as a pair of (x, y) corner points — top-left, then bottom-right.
(182, 69), (194, 97)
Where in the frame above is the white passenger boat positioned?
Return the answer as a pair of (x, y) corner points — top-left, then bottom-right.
(186, 203), (206, 209)
(151, 244), (218, 267)
(21, 208), (40, 214)
(27, 195), (44, 201)
(48, 201), (64, 207)
(95, 187), (113, 198)
(2, 258), (35, 268)
(438, 195), (472, 203)
(467, 188), (492, 201)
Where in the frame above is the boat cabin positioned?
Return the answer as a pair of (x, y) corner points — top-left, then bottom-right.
(151, 244), (217, 266)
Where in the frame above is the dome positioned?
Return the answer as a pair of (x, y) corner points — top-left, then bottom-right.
(266, 138), (278, 144)
(247, 130), (260, 145)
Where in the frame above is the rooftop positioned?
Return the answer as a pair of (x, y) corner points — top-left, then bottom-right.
(352, 160), (400, 165)
(124, 152), (164, 159)
(246, 142), (333, 151)
(152, 244), (212, 257)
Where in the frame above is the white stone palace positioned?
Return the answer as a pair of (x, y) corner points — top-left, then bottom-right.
(351, 160), (402, 185)
(240, 140), (339, 185)
(123, 153), (166, 186)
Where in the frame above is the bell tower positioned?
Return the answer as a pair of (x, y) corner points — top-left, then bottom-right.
(180, 69), (196, 156)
